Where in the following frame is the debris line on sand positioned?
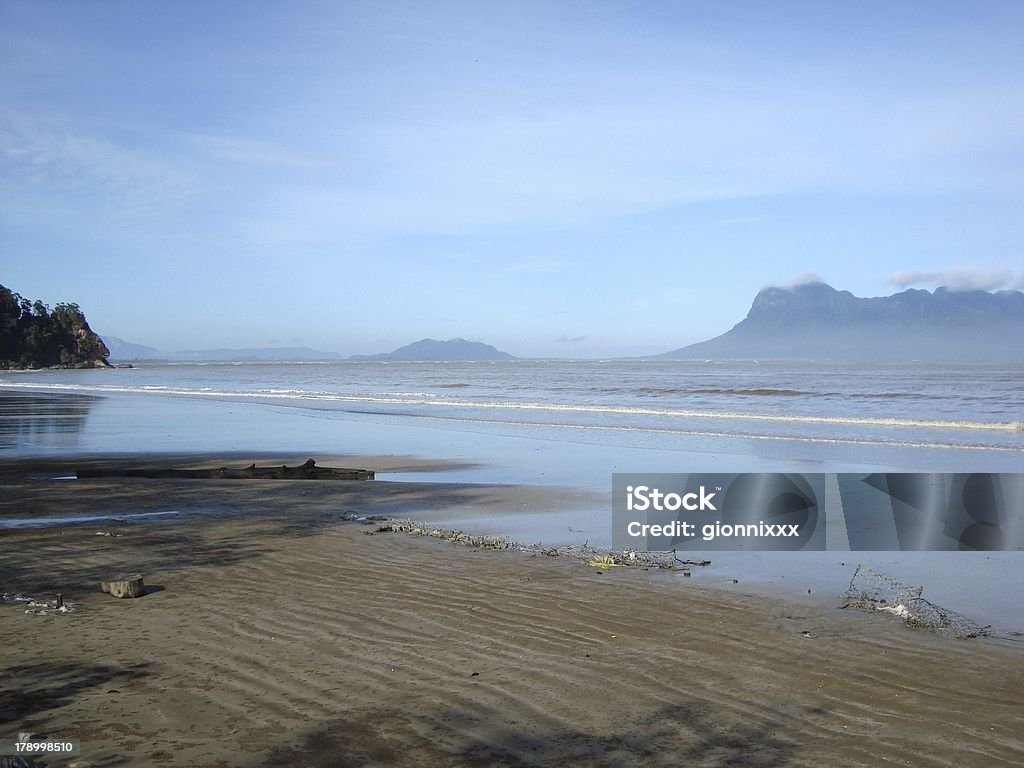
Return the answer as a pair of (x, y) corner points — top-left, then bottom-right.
(366, 519), (701, 571)
(841, 565), (989, 639)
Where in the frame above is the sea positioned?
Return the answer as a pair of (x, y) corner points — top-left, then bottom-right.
(2, 359), (1023, 633)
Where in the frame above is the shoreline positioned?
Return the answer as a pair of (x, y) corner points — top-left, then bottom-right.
(3, 382), (1022, 477)
(1, 470), (1021, 766)
(3, 453), (1023, 633)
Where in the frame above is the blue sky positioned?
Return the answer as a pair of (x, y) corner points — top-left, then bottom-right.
(2, 1), (1022, 357)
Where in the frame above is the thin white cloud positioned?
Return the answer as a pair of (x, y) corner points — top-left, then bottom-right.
(771, 272), (827, 289)
(888, 268), (1020, 291)
(0, 110), (195, 215)
(184, 133), (314, 168)
(235, 69), (1024, 247)
(10, 32), (1020, 248)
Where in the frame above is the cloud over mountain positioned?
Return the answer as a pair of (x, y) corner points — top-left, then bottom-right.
(887, 268), (1022, 292)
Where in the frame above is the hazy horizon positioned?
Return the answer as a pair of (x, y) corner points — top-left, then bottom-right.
(89, 279), (1023, 360)
(3, 2), (1023, 358)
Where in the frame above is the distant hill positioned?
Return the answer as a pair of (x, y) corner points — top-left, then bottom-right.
(661, 282), (1024, 362)
(171, 347), (342, 362)
(97, 339), (344, 362)
(351, 338), (514, 361)
(102, 335), (162, 360)
(1, 284), (109, 369)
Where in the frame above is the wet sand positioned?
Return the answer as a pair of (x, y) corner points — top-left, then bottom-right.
(1, 456), (1022, 767)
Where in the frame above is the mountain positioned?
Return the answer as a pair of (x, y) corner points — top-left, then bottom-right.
(171, 347), (342, 362)
(1, 284), (110, 369)
(661, 282), (1024, 361)
(97, 339), (344, 362)
(351, 338), (514, 361)
(101, 335), (162, 360)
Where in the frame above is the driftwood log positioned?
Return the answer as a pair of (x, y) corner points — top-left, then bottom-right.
(101, 574), (145, 599)
(78, 458), (373, 481)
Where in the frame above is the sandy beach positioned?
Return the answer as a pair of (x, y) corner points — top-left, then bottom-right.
(2, 456), (1022, 767)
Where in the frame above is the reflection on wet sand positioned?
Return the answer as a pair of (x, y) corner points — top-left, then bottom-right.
(0, 391), (97, 451)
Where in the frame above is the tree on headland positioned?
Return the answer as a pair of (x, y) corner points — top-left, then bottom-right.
(0, 284), (110, 369)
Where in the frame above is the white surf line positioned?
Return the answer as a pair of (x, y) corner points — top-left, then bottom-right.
(2, 381), (1020, 433)
(389, 411), (1024, 453)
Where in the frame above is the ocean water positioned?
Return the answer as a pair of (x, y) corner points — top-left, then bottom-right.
(1, 359), (1022, 469)
(2, 360), (1023, 632)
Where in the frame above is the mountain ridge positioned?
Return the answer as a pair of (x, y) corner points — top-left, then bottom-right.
(350, 338), (514, 361)
(171, 346), (342, 362)
(661, 282), (1024, 361)
(102, 335), (162, 360)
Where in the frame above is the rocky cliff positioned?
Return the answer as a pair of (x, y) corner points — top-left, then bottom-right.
(0, 284), (110, 369)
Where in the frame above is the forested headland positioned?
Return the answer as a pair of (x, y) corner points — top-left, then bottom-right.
(0, 284), (110, 369)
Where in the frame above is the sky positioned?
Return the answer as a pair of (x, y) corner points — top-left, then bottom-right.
(2, 1), (1022, 358)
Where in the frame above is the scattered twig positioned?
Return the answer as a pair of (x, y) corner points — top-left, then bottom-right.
(363, 519), (708, 571)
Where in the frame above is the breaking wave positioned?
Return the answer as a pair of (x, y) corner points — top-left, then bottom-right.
(2, 381), (1020, 434)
